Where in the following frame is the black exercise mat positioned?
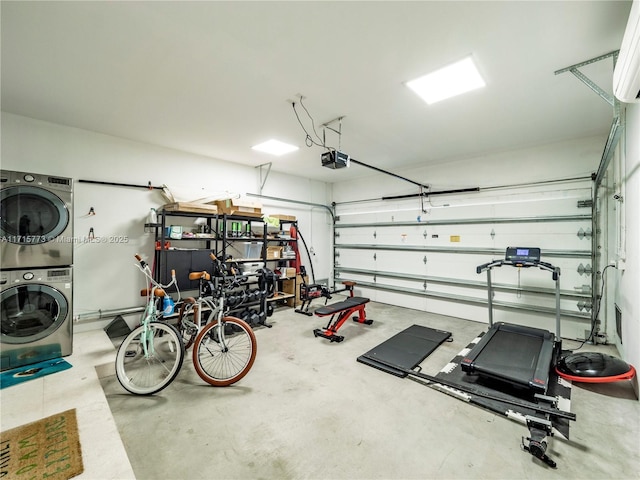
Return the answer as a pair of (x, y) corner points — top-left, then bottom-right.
(434, 333), (572, 439)
(357, 324), (452, 377)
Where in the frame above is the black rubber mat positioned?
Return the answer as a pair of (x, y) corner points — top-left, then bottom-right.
(357, 324), (452, 377)
(434, 333), (572, 440)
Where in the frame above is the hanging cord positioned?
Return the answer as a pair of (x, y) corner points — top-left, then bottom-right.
(292, 102), (327, 149)
(299, 96), (325, 146)
(567, 264), (615, 351)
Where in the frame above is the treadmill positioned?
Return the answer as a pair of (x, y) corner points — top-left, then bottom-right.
(461, 247), (561, 395)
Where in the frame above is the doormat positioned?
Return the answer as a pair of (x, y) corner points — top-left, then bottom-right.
(0, 359), (72, 390)
(0, 408), (84, 480)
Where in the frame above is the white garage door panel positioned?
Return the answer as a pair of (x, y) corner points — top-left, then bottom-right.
(376, 290), (426, 311)
(491, 193), (591, 217)
(425, 252), (491, 278)
(491, 309), (589, 340)
(337, 272), (374, 285)
(349, 283), (377, 302)
(336, 249), (376, 270)
(426, 298), (487, 325)
(376, 250), (426, 276)
(336, 227), (376, 245)
(376, 225), (426, 245)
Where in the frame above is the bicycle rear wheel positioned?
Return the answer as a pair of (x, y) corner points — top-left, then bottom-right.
(192, 316), (257, 386)
(115, 321), (185, 395)
(177, 297), (199, 349)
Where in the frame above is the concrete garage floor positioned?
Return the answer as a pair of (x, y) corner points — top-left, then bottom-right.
(100, 299), (639, 479)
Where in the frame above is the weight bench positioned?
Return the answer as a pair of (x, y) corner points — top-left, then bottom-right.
(313, 296), (372, 343)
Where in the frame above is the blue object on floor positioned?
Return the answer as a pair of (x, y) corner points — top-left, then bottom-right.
(0, 358), (72, 389)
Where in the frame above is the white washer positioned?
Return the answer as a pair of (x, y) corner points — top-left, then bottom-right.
(0, 170), (73, 269)
(0, 267), (73, 371)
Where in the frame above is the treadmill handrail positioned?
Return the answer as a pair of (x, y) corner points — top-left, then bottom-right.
(476, 259), (504, 274)
(475, 258), (562, 339)
(476, 259), (560, 279)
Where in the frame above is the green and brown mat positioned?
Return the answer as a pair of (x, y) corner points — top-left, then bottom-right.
(0, 408), (83, 479)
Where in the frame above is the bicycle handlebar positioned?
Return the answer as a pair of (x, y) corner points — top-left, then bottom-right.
(135, 254), (146, 268)
(134, 253), (178, 291)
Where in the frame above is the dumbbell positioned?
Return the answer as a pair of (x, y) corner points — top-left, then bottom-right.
(226, 293), (237, 307)
(248, 309), (260, 325)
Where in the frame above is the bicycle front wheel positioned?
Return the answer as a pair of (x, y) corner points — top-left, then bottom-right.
(115, 321), (185, 395)
(192, 316), (257, 386)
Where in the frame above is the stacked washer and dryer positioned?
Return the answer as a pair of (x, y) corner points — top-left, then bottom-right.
(0, 170), (74, 371)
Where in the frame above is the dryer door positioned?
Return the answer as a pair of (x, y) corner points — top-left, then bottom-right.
(0, 185), (70, 245)
(1, 283), (69, 344)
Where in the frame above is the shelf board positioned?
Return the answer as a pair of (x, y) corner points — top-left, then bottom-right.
(267, 292), (294, 302)
(224, 237), (264, 242)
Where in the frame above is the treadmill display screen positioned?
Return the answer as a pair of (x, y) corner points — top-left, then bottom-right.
(505, 247), (541, 264)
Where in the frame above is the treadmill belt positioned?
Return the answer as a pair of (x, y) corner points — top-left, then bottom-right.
(436, 333), (573, 440)
(357, 325), (452, 377)
(471, 330), (544, 384)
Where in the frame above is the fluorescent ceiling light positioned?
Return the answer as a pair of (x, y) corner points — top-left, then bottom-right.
(407, 56), (486, 105)
(251, 139), (298, 156)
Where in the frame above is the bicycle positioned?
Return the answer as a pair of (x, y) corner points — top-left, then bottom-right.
(178, 253), (257, 386)
(115, 254), (185, 395)
(178, 253), (257, 387)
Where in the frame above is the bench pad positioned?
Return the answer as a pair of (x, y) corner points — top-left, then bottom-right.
(314, 296), (369, 316)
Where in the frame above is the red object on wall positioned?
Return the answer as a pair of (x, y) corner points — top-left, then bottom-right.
(290, 225), (301, 273)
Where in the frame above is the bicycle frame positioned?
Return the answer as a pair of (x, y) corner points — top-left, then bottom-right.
(179, 253), (247, 350)
(115, 254), (186, 395)
(134, 255), (179, 358)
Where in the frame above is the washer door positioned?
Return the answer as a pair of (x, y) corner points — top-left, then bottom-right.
(1, 284), (69, 344)
(0, 185), (70, 244)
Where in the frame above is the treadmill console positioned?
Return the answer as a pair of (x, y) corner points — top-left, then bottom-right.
(505, 247), (541, 265)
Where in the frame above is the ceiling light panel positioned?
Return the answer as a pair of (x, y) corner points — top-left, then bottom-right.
(407, 56), (486, 105)
(251, 139), (298, 156)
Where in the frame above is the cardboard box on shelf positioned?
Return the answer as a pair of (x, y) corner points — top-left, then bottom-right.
(283, 267), (296, 278)
(266, 246), (283, 260)
(270, 214), (297, 222)
(214, 198), (262, 217)
(282, 274), (307, 307)
(162, 202), (218, 214)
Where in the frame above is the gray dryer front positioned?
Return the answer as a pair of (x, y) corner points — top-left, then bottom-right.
(0, 170), (73, 269)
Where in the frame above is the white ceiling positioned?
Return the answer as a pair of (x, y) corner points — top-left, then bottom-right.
(1, 1), (632, 185)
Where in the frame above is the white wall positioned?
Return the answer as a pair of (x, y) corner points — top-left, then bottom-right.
(1, 112), (332, 327)
(614, 103), (639, 396)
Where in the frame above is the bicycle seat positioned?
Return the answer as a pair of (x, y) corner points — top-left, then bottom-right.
(189, 271), (211, 281)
